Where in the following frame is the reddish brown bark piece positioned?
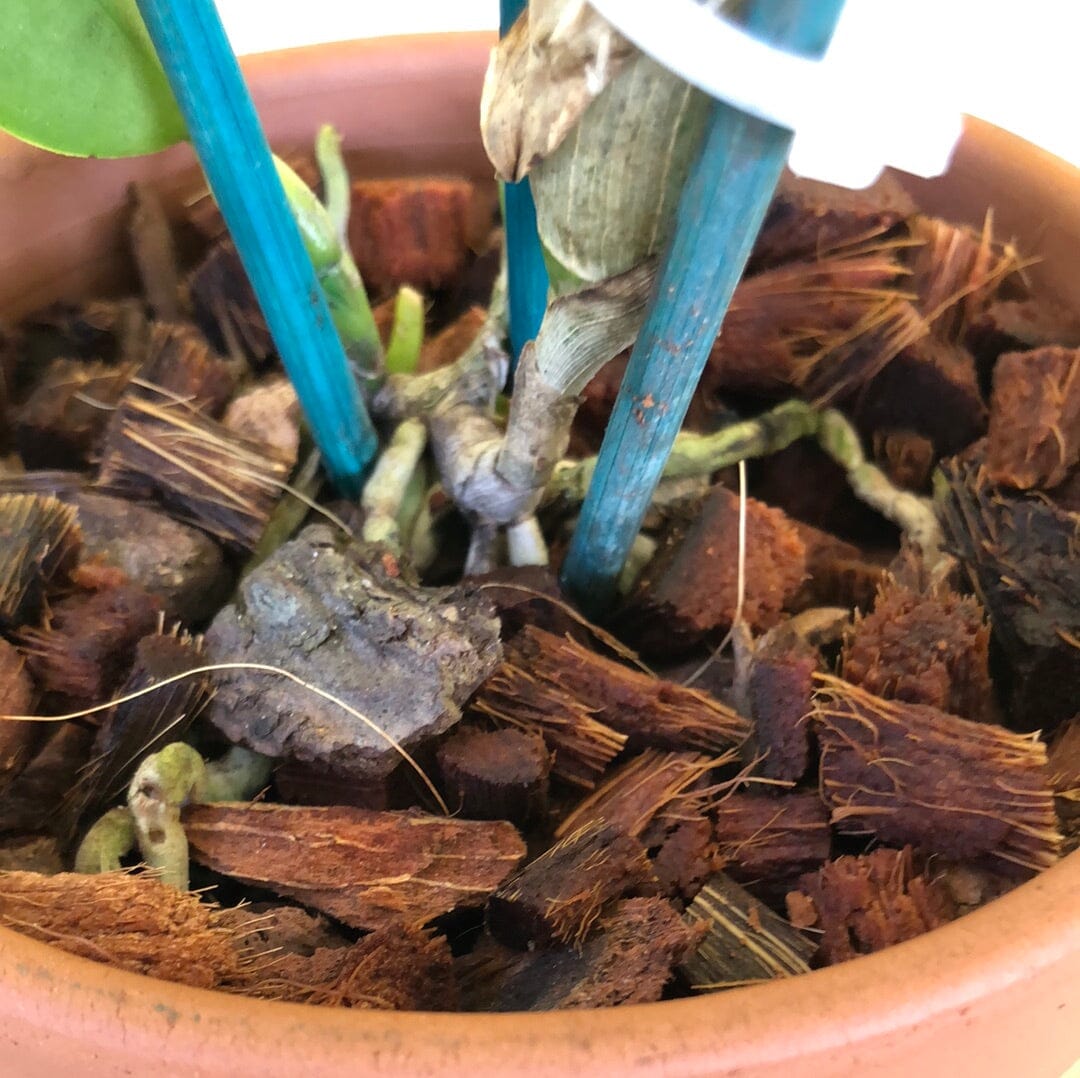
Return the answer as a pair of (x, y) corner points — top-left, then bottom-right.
(748, 170), (915, 272)
(98, 385), (291, 551)
(853, 336), (987, 460)
(985, 347), (1080, 490)
(787, 522), (887, 614)
(1049, 716), (1080, 853)
(813, 676), (1060, 873)
(644, 817), (718, 903)
(136, 321), (236, 416)
(437, 726), (551, 825)
(681, 872), (815, 988)
(474, 628), (748, 779)
(556, 749), (724, 843)
(249, 923), (458, 1011)
(66, 490), (232, 626)
(187, 240), (274, 366)
(841, 575), (994, 722)
(0, 638), (37, 789)
(624, 484), (807, 652)
(461, 898), (700, 1011)
(0, 722), (92, 833)
(348, 178), (476, 295)
(486, 821), (656, 950)
(712, 791), (831, 893)
(0, 493), (81, 631)
(418, 305), (488, 373)
(966, 296), (1080, 376)
(906, 214), (1018, 339)
(785, 847), (958, 965)
(467, 565), (583, 642)
(185, 803), (525, 931)
(696, 246), (921, 402)
(17, 583), (161, 705)
(17, 299), (148, 367)
(0, 871), (247, 989)
(748, 644), (816, 783)
(14, 359), (136, 469)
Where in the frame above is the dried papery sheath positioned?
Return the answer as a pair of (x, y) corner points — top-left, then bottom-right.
(813, 675), (1060, 873)
(786, 846), (957, 965)
(680, 872), (815, 989)
(185, 802), (525, 931)
(0, 493), (81, 631)
(486, 820), (656, 950)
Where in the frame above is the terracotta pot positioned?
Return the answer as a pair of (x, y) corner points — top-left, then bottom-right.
(0, 32), (1078, 1078)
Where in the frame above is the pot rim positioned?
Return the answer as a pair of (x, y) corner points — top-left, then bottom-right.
(0, 33), (1077, 1078)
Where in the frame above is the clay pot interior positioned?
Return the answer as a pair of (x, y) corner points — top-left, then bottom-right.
(0, 33), (1077, 1078)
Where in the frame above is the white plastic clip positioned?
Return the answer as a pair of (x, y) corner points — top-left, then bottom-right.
(587, 0), (963, 189)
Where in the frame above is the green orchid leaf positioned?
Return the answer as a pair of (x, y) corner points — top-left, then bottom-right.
(0, 0), (185, 157)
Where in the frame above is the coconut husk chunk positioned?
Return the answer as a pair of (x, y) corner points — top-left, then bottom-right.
(621, 484), (807, 653)
(785, 847), (958, 965)
(985, 346), (1080, 490)
(813, 675), (1060, 873)
(841, 574), (994, 723)
(0, 870), (247, 989)
(460, 898), (700, 1012)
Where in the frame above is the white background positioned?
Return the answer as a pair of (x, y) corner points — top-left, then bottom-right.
(215, 0), (1080, 169)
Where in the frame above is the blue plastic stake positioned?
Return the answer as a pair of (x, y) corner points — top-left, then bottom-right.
(135, 0), (377, 497)
(500, 0), (549, 368)
(561, 0), (846, 612)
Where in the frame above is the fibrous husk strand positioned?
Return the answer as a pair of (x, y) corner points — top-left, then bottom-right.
(555, 749), (732, 842)
(249, 922), (458, 1011)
